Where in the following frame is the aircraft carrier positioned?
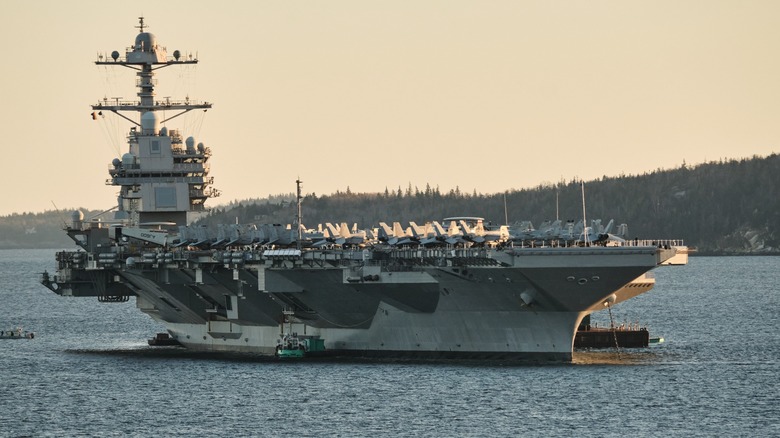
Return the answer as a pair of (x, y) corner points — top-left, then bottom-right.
(40, 19), (687, 361)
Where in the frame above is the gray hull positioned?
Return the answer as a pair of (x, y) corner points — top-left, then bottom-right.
(44, 246), (669, 361)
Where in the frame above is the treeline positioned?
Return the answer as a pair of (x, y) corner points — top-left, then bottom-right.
(0, 209), (103, 249)
(2, 154), (778, 253)
(197, 153), (780, 254)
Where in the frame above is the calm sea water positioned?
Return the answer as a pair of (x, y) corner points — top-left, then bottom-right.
(1, 249), (777, 437)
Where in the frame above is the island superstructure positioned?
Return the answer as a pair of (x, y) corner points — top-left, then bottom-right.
(41, 19), (687, 361)
(95, 17), (217, 227)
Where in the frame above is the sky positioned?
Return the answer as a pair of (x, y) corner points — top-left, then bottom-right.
(2, 1), (779, 216)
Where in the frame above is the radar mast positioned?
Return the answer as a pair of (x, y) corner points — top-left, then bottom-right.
(95, 17), (219, 227)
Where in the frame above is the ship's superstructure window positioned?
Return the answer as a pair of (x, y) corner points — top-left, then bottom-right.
(155, 187), (176, 208)
(151, 140), (160, 154)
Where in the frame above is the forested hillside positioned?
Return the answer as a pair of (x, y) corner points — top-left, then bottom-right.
(2, 154), (778, 253)
(0, 209), (102, 249)
(197, 154), (780, 254)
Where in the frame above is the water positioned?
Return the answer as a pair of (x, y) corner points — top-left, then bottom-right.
(1, 250), (778, 437)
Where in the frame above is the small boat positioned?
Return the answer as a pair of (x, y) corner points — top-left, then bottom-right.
(275, 311), (326, 358)
(1, 328), (35, 340)
(147, 332), (181, 346)
(649, 336), (665, 345)
(276, 332), (307, 358)
(275, 333), (327, 358)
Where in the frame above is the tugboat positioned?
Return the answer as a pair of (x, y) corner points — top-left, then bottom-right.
(1, 328), (35, 340)
(276, 332), (307, 358)
(275, 310), (325, 358)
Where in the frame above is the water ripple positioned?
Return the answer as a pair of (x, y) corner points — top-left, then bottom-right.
(1, 251), (778, 437)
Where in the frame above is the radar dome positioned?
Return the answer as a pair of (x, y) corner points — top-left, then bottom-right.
(160, 126), (168, 136)
(122, 153), (136, 166)
(197, 142), (205, 153)
(186, 136), (196, 149)
(173, 50), (181, 60)
(112, 158), (121, 168)
(134, 32), (157, 52)
(70, 210), (84, 230)
(141, 112), (159, 135)
(111, 50), (120, 61)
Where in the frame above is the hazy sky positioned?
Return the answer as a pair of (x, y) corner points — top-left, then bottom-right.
(2, 1), (779, 216)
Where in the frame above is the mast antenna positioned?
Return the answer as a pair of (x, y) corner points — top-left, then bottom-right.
(581, 181), (588, 246)
(503, 192), (508, 226)
(136, 16), (146, 33)
(296, 178), (303, 250)
(51, 201), (68, 227)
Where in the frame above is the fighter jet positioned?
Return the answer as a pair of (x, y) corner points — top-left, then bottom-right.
(324, 222), (368, 246)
